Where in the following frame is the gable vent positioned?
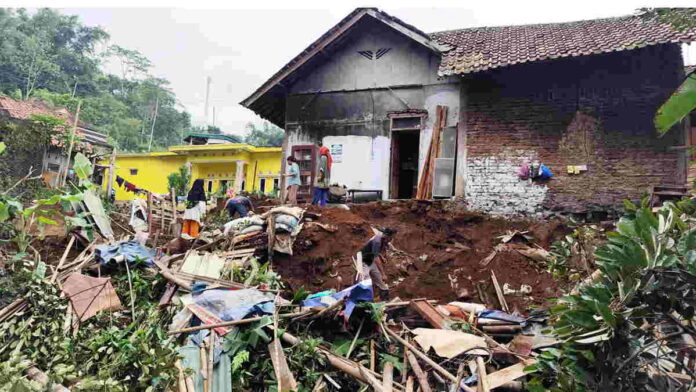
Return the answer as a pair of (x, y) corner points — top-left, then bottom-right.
(358, 48), (392, 60)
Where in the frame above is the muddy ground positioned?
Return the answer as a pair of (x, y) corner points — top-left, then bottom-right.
(274, 200), (571, 312)
(31, 198), (572, 314)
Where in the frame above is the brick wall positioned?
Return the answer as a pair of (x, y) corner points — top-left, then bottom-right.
(464, 44), (686, 215)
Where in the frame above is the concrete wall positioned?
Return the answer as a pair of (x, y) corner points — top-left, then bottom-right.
(463, 44), (687, 215)
(283, 17), (460, 197)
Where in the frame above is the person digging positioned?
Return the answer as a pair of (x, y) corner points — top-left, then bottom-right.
(357, 228), (396, 301)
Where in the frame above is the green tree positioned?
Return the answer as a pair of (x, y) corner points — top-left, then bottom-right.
(167, 164), (190, 198)
(244, 121), (284, 147)
(0, 8), (191, 153)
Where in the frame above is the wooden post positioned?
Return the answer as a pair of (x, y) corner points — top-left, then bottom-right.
(147, 191), (153, 234)
(170, 187), (178, 235)
(60, 101), (81, 187)
(106, 149), (116, 198)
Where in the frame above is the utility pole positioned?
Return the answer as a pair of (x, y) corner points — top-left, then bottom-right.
(148, 96), (159, 152)
(204, 76), (211, 126)
(212, 106), (216, 127)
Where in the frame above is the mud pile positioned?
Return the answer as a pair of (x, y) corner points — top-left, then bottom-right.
(273, 200), (571, 312)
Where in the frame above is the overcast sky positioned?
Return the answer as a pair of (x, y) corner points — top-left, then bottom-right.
(49, 1), (696, 138)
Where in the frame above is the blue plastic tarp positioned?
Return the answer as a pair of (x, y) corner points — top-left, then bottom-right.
(193, 288), (276, 322)
(95, 241), (155, 266)
(302, 279), (373, 320)
(477, 309), (526, 326)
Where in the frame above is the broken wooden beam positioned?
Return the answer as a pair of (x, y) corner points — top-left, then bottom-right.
(410, 299), (448, 329)
(490, 271), (509, 313)
(486, 360), (537, 390)
(269, 338), (299, 392)
(405, 349), (432, 392)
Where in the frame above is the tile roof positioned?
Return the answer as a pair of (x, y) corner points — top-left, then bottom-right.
(431, 11), (696, 75)
(0, 96), (111, 148)
(0, 96), (68, 120)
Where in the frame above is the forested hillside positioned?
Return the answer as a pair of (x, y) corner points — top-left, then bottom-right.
(0, 8), (190, 152)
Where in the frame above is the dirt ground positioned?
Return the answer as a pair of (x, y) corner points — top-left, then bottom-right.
(32, 197), (571, 314)
(273, 200), (571, 313)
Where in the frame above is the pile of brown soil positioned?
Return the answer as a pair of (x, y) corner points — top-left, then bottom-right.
(273, 200), (571, 313)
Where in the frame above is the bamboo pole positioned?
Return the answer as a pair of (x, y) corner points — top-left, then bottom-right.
(168, 310), (309, 335)
(385, 328), (457, 383)
(60, 101), (81, 187)
(405, 349), (432, 392)
(51, 235), (75, 283)
(207, 333), (214, 392)
(106, 149), (115, 198)
(382, 362), (394, 392)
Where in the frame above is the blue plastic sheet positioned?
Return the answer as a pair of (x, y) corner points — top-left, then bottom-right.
(95, 241), (155, 266)
(193, 288), (275, 322)
(477, 309), (526, 327)
(302, 279), (373, 320)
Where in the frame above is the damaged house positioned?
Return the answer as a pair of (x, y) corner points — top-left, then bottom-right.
(242, 8), (696, 215)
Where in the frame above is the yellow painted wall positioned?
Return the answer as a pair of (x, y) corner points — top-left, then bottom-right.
(103, 153), (186, 201)
(246, 152), (283, 193)
(101, 144), (282, 200)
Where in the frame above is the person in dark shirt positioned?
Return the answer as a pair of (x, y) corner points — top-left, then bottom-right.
(358, 227), (396, 300)
(225, 191), (254, 218)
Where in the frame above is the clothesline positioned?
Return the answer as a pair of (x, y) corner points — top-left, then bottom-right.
(115, 175), (152, 196)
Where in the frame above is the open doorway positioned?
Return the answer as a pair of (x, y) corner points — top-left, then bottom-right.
(389, 130), (420, 199)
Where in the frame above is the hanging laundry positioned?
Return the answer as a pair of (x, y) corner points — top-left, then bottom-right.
(518, 163), (531, 180)
(124, 182), (136, 192)
(539, 164), (554, 179)
(116, 176), (125, 187)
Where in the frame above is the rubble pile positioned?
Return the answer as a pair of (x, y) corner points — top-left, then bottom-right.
(1, 194), (694, 392)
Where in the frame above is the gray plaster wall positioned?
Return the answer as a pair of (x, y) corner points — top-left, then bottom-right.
(283, 16), (461, 198)
(289, 17), (444, 94)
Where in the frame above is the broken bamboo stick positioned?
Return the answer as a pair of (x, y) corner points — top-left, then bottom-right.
(385, 328), (458, 383)
(200, 341), (208, 392)
(476, 356), (489, 392)
(360, 366), (387, 392)
(405, 376), (414, 392)
(383, 361), (394, 392)
(490, 271), (509, 313)
(279, 330), (405, 392)
(51, 235), (75, 283)
(405, 349), (432, 392)
(168, 310), (309, 335)
(370, 339), (376, 372)
(207, 333), (214, 392)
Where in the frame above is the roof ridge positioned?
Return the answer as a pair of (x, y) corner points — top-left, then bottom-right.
(429, 14), (637, 36)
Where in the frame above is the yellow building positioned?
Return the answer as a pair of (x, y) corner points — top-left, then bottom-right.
(102, 134), (282, 201)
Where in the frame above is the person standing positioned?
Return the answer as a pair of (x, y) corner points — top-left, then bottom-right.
(312, 142), (332, 207)
(225, 189), (254, 218)
(181, 179), (207, 238)
(283, 155), (301, 205)
(357, 228), (396, 300)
